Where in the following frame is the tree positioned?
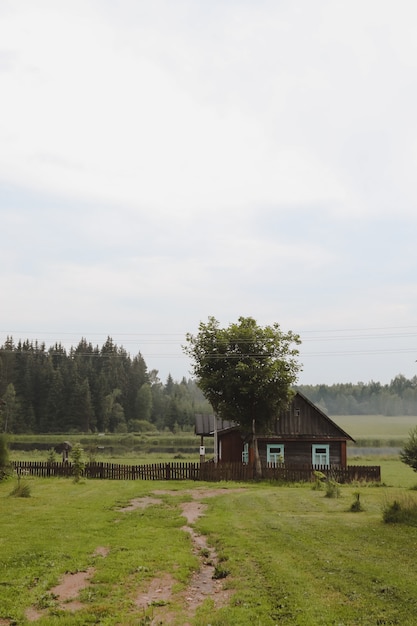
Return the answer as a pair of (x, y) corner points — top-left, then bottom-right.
(102, 388), (125, 432)
(1, 383), (19, 432)
(0, 433), (10, 480)
(135, 383), (153, 421)
(184, 316), (301, 476)
(70, 443), (85, 483)
(400, 427), (417, 472)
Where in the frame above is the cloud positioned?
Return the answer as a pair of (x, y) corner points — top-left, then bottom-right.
(3, 0), (412, 218)
(1, 1), (417, 384)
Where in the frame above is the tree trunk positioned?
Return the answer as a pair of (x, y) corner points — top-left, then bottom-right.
(252, 418), (263, 478)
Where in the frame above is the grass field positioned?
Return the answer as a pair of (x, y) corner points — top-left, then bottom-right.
(335, 414), (417, 442)
(2, 457), (417, 625)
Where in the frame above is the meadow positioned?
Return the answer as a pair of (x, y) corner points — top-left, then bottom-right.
(2, 455), (417, 625)
(337, 414), (417, 444)
(2, 416), (417, 624)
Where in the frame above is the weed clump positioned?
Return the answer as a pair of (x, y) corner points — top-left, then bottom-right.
(383, 494), (417, 525)
(9, 475), (31, 498)
(325, 479), (341, 499)
(349, 491), (364, 512)
(212, 564), (230, 580)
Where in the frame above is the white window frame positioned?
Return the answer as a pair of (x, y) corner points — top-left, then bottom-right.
(267, 443), (284, 465)
(312, 444), (330, 467)
(242, 442), (249, 464)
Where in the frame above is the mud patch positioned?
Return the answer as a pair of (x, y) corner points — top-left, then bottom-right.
(134, 572), (175, 609)
(154, 487), (245, 500)
(117, 496), (162, 512)
(181, 501), (207, 525)
(25, 548), (108, 621)
(50, 567), (95, 610)
(93, 546), (110, 557)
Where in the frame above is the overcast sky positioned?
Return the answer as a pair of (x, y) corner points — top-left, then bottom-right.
(1, 0), (417, 386)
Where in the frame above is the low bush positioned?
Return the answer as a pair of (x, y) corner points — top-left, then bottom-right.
(312, 470), (326, 490)
(325, 479), (341, 498)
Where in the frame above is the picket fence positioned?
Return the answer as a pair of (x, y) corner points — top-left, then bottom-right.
(12, 461), (381, 483)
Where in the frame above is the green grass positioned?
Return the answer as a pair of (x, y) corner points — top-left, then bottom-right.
(0, 477), (199, 624)
(195, 485), (417, 625)
(9, 448), (206, 465)
(2, 458), (417, 624)
(8, 432), (214, 464)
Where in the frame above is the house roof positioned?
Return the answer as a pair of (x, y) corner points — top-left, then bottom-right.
(292, 391), (355, 441)
(194, 392), (355, 442)
(195, 414), (236, 436)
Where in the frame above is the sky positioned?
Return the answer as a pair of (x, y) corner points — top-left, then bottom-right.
(1, 0), (417, 387)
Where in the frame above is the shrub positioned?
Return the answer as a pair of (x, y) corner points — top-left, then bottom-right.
(46, 448), (56, 464)
(312, 470), (326, 491)
(70, 443), (85, 483)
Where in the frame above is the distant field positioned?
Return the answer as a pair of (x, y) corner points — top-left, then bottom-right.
(332, 414), (417, 441)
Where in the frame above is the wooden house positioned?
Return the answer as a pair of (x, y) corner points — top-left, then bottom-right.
(195, 391), (354, 468)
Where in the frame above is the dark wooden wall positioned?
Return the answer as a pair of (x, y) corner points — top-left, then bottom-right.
(257, 439), (344, 466)
(219, 430), (245, 463)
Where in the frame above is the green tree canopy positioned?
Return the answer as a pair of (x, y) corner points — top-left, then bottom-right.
(184, 316), (302, 475)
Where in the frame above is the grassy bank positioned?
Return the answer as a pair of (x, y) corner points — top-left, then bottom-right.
(7, 432), (212, 464)
(2, 464), (417, 624)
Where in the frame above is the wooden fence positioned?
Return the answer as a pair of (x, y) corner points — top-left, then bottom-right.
(12, 461), (381, 483)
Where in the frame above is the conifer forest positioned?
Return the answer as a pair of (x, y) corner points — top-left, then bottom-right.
(0, 336), (416, 433)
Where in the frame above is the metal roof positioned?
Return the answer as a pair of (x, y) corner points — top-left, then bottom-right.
(195, 414), (236, 435)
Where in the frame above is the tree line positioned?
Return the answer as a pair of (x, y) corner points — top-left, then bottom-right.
(1, 335), (417, 435)
(0, 336), (211, 434)
(296, 375), (417, 416)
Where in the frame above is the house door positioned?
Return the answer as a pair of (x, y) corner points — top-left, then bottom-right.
(267, 444), (284, 465)
(312, 444), (329, 467)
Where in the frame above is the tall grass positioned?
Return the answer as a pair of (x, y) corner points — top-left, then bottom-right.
(382, 492), (417, 525)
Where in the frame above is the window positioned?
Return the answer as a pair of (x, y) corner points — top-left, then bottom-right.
(267, 444), (284, 465)
(294, 408), (300, 417)
(312, 444), (329, 467)
(242, 443), (249, 464)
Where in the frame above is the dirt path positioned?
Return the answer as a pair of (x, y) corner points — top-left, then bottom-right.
(23, 488), (242, 624)
(132, 488), (243, 623)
